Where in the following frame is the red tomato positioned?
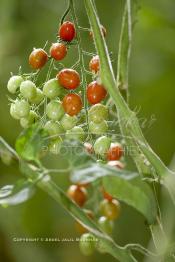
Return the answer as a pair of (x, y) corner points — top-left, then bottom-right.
(89, 55), (100, 73)
(107, 143), (123, 161)
(67, 185), (87, 207)
(59, 21), (76, 42)
(87, 81), (107, 104)
(62, 93), (82, 116)
(50, 43), (67, 60)
(29, 48), (48, 69)
(57, 69), (80, 90)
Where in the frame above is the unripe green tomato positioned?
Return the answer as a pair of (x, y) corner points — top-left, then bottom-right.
(49, 137), (62, 154)
(100, 199), (121, 220)
(89, 120), (108, 135)
(10, 103), (20, 120)
(0, 151), (13, 165)
(14, 100), (30, 118)
(44, 120), (63, 136)
(95, 239), (107, 254)
(7, 75), (23, 94)
(60, 114), (78, 130)
(79, 233), (97, 256)
(20, 80), (37, 100)
(94, 136), (111, 156)
(20, 110), (39, 129)
(30, 88), (44, 104)
(66, 126), (85, 141)
(88, 103), (108, 123)
(43, 78), (63, 99)
(98, 216), (114, 235)
(46, 100), (65, 121)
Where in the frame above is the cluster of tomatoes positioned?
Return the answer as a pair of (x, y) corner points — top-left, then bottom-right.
(7, 20), (124, 256)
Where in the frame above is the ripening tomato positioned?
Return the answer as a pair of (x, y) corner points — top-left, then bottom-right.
(50, 43), (67, 61)
(101, 187), (113, 201)
(62, 93), (82, 116)
(107, 143), (123, 161)
(59, 21), (76, 42)
(29, 48), (48, 69)
(67, 185), (87, 207)
(87, 81), (107, 104)
(57, 69), (80, 90)
(89, 55), (100, 73)
(100, 199), (121, 220)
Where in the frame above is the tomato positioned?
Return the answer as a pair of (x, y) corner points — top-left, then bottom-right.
(49, 137), (62, 154)
(20, 110), (38, 128)
(46, 100), (65, 121)
(0, 151), (13, 166)
(60, 114), (77, 130)
(88, 103), (108, 123)
(79, 233), (96, 256)
(107, 160), (125, 169)
(59, 21), (76, 42)
(20, 80), (37, 100)
(50, 42), (67, 60)
(89, 25), (107, 38)
(98, 216), (114, 235)
(67, 185), (87, 207)
(100, 199), (121, 220)
(7, 75), (23, 94)
(30, 88), (44, 104)
(89, 55), (100, 73)
(57, 69), (80, 90)
(10, 103), (20, 120)
(66, 126), (85, 141)
(29, 48), (48, 69)
(44, 120), (63, 136)
(43, 79), (63, 99)
(101, 187), (113, 201)
(107, 143), (123, 161)
(14, 100), (30, 118)
(75, 209), (94, 234)
(94, 136), (111, 156)
(87, 81), (107, 104)
(84, 142), (93, 154)
(62, 93), (82, 116)
(89, 120), (108, 135)
(95, 240), (107, 254)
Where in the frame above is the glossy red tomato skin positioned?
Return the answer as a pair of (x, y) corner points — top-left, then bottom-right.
(29, 48), (48, 69)
(62, 93), (82, 116)
(59, 21), (76, 42)
(89, 55), (100, 73)
(87, 81), (107, 104)
(57, 69), (80, 90)
(50, 43), (67, 61)
(107, 143), (123, 161)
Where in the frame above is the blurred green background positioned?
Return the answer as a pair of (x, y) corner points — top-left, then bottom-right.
(0, 0), (175, 261)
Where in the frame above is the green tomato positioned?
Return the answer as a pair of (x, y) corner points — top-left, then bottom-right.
(79, 233), (97, 256)
(61, 114), (78, 130)
(89, 120), (108, 135)
(49, 137), (62, 154)
(98, 216), (114, 235)
(7, 75), (23, 94)
(43, 78), (63, 99)
(20, 80), (37, 100)
(44, 120), (63, 137)
(30, 88), (44, 104)
(94, 136), (111, 156)
(20, 110), (39, 128)
(66, 126), (85, 141)
(46, 100), (65, 121)
(14, 100), (30, 118)
(0, 151), (13, 165)
(10, 103), (20, 120)
(95, 239), (107, 254)
(88, 103), (108, 123)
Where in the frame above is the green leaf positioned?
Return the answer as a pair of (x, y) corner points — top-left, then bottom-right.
(0, 179), (35, 206)
(15, 124), (49, 162)
(103, 175), (157, 224)
(60, 140), (95, 167)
